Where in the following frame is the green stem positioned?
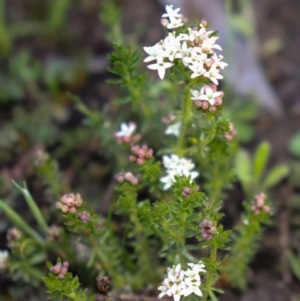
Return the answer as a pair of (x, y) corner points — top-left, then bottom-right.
(176, 86), (192, 155)
(203, 243), (218, 301)
(88, 236), (124, 287)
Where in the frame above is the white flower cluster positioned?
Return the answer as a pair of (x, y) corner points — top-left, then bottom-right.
(160, 154), (199, 190)
(144, 5), (227, 82)
(158, 262), (206, 301)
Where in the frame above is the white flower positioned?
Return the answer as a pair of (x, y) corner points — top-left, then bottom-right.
(167, 16), (184, 29)
(211, 53), (228, 69)
(115, 122), (136, 138)
(187, 261), (206, 274)
(167, 263), (184, 283)
(0, 250), (9, 269)
(143, 44), (163, 63)
(158, 262), (206, 301)
(160, 155), (199, 190)
(147, 57), (174, 80)
(162, 5), (182, 19)
(189, 61), (205, 79)
(165, 121), (181, 137)
(203, 66), (224, 85)
(161, 33), (181, 62)
(191, 85), (224, 105)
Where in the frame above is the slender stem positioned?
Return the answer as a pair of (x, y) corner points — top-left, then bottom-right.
(202, 243), (218, 301)
(88, 236), (124, 287)
(176, 86), (192, 155)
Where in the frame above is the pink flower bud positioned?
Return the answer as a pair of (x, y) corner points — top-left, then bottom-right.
(69, 207), (77, 214)
(58, 273), (65, 279)
(131, 146), (139, 155)
(136, 158), (144, 165)
(209, 106), (217, 113)
(61, 205), (69, 213)
(201, 101), (209, 110)
(129, 155), (137, 162)
(62, 261), (69, 268)
(256, 198), (264, 208)
(56, 202), (62, 209)
(75, 194), (83, 207)
(130, 178), (138, 185)
(214, 98), (222, 106)
(201, 19), (208, 28)
(194, 100), (202, 108)
(161, 18), (169, 27)
(263, 205), (270, 213)
(210, 84), (217, 92)
(123, 136), (130, 143)
(50, 263), (62, 274)
(210, 226), (217, 234)
(124, 172), (134, 182)
(137, 149), (146, 157)
(116, 175), (125, 182)
(61, 267), (68, 275)
(145, 149), (153, 158)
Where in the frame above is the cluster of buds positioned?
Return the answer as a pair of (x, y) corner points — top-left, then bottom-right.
(251, 193), (270, 215)
(116, 172), (139, 185)
(129, 145), (153, 165)
(199, 219), (217, 241)
(181, 187), (193, 197)
(78, 211), (91, 223)
(191, 84), (224, 113)
(114, 122), (141, 145)
(50, 261), (69, 279)
(56, 193), (83, 214)
(6, 228), (21, 249)
(47, 225), (62, 241)
(225, 122), (237, 140)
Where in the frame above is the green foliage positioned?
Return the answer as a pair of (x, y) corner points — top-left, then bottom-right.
(44, 260), (94, 301)
(234, 141), (289, 196)
(228, 197), (271, 290)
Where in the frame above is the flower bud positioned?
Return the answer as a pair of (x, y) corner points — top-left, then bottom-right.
(69, 207), (77, 214)
(61, 205), (69, 213)
(136, 158), (144, 165)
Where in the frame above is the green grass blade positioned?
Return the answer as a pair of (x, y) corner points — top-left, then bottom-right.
(0, 200), (44, 244)
(12, 180), (48, 234)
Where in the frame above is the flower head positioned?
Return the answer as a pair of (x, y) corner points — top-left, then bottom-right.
(144, 6), (227, 83)
(160, 154), (199, 190)
(158, 261), (206, 301)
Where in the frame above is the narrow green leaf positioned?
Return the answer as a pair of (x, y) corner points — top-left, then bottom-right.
(209, 290), (218, 301)
(0, 200), (44, 244)
(288, 252), (300, 281)
(263, 164), (289, 189)
(234, 149), (252, 183)
(253, 141), (270, 181)
(288, 132), (300, 158)
(12, 180), (48, 234)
